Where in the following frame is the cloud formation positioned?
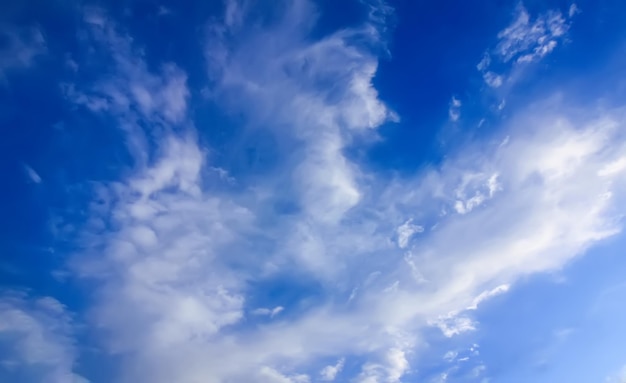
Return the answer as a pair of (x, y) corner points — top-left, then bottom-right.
(478, 3), (577, 89)
(2, 1), (625, 382)
(496, 4), (571, 63)
(0, 293), (86, 382)
(448, 97), (461, 122)
(320, 358), (345, 381)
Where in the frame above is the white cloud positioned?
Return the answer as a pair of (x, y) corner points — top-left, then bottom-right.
(252, 306), (284, 318)
(0, 26), (46, 79)
(0, 293), (87, 382)
(476, 54), (491, 71)
(397, 219), (424, 248)
(433, 372), (449, 382)
(23, 164), (42, 183)
(63, 8), (190, 166)
(443, 351), (458, 362)
(483, 72), (503, 88)
(400, 114), (623, 299)
(471, 364), (486, 378)
(453, 172), (501, 214)
(267, 307), (283, 318)
(205, 0), (395, 226)
(477, 3), (576, 89)
(598, 156), (626, 177)
(431, 315), (476, 338)
(386, 348), (410, 382)
(75, 135), (250, 353)
(449, 97), (461, 122)
(496, 4), (570, 63)
(320, 358), (345, 381)
(467, 284), (510, 310)
(357, 348), (410, 383)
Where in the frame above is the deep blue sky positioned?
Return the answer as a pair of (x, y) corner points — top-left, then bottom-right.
(1, 1), (626, 382)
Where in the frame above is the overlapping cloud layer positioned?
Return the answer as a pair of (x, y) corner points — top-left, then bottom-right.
(1, 1), (625, 382)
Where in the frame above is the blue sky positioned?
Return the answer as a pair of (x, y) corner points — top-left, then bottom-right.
(1, 0), (626, 382)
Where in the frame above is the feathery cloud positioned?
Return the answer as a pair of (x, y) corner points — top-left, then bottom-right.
(0, 293), (86, 382)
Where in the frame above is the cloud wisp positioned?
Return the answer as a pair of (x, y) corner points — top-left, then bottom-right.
(478, 3), (577, 90)
(0, 25), (46, 81)
(0, 293), (87, 383)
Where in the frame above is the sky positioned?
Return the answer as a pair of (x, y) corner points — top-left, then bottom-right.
(1, 0), (626, 382)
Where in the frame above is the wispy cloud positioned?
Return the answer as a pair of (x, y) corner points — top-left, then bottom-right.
(357, 348), (410, 383)
(251, 306), (284, 318)
(397, 219), (424, 249)
(62, 8), (190, 165)
(496, 4), (571, 64)
(0, 293), (86, 382)
(431, 315), (477, 338)
(483, 71), (503, 88)
(0, 26), (46, 80)
(320, 358), (345, 381)
(478, 3), (577, 89)
(467, 284), (510, 310)
(23, 164), (42, 184)
(448, 96), (461, 122)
